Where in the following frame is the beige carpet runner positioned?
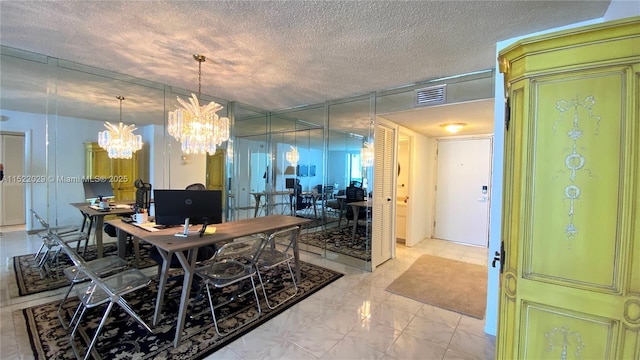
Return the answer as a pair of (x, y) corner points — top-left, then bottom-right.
(386, 254), (487, 319)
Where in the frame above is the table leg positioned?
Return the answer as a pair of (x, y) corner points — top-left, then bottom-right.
(351, 204), (359, 243)
(153, 249), (171, 326)
(94, 215), (104, 258)
(292, 227), (301, 283)
(313, 196), (318, 218)
(172, 248), (198, 347)
(337, 199), (344, 227)
(253, 194), (262, 218)
(116, 227), (128, 259)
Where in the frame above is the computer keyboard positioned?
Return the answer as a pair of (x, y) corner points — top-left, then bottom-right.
(121, 216), (134, 223)
(112, 204), (132, 209)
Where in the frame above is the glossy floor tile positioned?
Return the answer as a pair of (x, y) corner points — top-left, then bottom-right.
(0, 226), (495, 359)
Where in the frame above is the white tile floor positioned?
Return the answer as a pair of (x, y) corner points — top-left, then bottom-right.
(0, 225), (495, 359)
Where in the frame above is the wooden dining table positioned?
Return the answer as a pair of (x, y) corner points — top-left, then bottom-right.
(69, 202), (134, 258)
(105, 214), (312, 348)
(250, 191), (293, 217)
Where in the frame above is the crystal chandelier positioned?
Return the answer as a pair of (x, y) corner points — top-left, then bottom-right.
(286, 146), (299, 165)
(98, 96), (142, 159)
(361, 141), (374, 167)
(168, 54), (230, 155)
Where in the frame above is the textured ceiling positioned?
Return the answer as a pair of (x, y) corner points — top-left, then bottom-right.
(0, 1), (611, 137)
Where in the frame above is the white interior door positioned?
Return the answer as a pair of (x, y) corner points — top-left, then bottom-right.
(1, 133), (26, 226)
(372, 122), (396, 269)
(434, 137), (491, 246)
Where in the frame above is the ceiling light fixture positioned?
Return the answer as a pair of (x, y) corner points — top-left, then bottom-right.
(441, 122), (467, 134)
(286, 146), (299, 166)
(168, 54), (230, 155)
(98, 96), (142, 159)
(361, 141), (374, 167)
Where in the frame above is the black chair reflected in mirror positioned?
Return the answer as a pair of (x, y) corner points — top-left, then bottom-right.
(345, 185), (367, 226)
(292, 179), (312, 214)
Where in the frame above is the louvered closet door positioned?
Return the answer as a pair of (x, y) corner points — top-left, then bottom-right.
(372, 122), (395, 269)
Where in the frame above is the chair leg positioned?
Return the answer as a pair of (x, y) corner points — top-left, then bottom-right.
(115, 297), (153, 333)
(69, 305), (89, 360)
(206, 277), (262, 337)
(34, 241), (46, 261)
(257, 262), (298, 310)
(57, 281), (77, 330)
(83, 303), (115, 360)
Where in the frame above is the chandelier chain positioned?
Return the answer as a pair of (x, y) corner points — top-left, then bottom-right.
(198, 59), (202, 99)
(117, 96), (124, 121)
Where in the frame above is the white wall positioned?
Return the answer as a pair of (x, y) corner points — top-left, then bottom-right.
(484, 12), (640, 336)
(395, 125), (435, 247)
(1, 110), (47, 229)
(0, 110), (110, 227)
(327, 150), (348, 191)
(604, 0), (640, 20)
(166, 136), (207, 190)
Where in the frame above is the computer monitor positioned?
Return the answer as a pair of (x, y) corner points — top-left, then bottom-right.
(285, 178), (296, 189)
(153, 189), (223, 237)
(83, 179), (114, 202)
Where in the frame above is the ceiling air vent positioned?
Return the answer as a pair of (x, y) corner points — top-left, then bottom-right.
(415, 85), (446, 107)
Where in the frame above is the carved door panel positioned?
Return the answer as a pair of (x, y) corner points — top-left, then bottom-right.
(497, 18), (640, 360)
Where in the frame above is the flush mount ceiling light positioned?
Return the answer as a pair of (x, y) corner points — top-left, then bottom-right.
(168, 54), (230, 155)
(286, 146), (299, 166)
(441, 122), (467, 134)
(98, 96), (143, 159)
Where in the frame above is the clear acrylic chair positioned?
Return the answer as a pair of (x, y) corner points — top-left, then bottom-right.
(255, 226), (300, 309)
(54, 235), (153, 360)
(31, 209), (80, 261)
(194, 237), (264, 337)
(56, 254), (129, 330)
(30, 209), (91, 273)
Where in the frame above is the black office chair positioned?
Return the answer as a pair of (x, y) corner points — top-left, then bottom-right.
(149, 183), (216, 289)
(104, 178), (151, 252)
(134, 179), (152, 211)
(292, 181), (312, 213)
(185, 183), (206, 191)
(345, 185), (367, 226)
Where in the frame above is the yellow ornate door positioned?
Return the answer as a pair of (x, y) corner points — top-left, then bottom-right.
(112, 156), (138, 201)
(206, 149), (225, 191)
(85, 142), (138, 201)
(206, 149), (226, 209)
(497, 18), (640, 359)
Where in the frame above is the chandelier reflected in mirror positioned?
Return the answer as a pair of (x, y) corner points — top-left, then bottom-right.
(286, 146), (299, 166)
(168, 54), (230, 155)
(98, 96), (142, 159)
(361, 141), (374, 167)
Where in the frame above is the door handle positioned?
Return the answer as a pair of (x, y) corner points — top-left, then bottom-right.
(491, 241), (505, 273)
(387, 197), (391, 202)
